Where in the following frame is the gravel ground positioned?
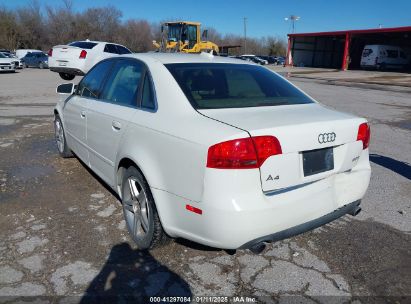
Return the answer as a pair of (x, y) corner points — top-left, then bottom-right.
(0, 69), (410, 303)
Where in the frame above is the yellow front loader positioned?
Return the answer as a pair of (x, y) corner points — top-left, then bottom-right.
(153, 21), (219, 54)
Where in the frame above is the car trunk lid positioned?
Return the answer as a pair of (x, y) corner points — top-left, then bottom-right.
(199, 104), (366, 192)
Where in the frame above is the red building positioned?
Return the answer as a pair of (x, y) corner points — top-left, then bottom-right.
(286, 26), (411, 70)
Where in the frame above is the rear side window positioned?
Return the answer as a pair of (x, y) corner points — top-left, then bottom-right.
(77, 60), (113, 98)
(141, 73), (156, 110)
(100, 60), (143, 106)
(362, 49), (373, 57)
(69, 41), (98, 49)
(166, 63), (313, 109)
(386, 50), (398, 58)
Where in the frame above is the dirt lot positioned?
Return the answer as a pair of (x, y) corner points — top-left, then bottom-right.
(0, 68), (410, 303)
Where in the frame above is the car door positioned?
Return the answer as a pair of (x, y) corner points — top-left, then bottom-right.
(34, 53), (42, 66)
(62, 60), (113, 164)
(86, 58), (144, 186)
(24, 53), (32, 66)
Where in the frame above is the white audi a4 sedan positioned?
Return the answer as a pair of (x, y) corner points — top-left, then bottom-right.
(54, 53), (371, 252)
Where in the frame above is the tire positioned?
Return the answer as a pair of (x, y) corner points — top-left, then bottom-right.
(23, 63), (28, 68)
(39, 62), (44, 69)
(59, 73), (75, 81)
(54, 115), (73, 158)
(121, 166), (168, 250)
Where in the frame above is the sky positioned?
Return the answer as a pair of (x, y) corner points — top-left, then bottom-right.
(1, 0), (409, 39)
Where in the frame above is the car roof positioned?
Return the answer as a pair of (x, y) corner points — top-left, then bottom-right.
(121, 52), (256, 65)
(71, 40), (124, 45)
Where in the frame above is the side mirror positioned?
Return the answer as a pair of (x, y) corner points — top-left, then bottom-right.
(56, 83), (76, 95)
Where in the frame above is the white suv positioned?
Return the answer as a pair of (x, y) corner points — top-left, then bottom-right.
(48, 40), (132, 80)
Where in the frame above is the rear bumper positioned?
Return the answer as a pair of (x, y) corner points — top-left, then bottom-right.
(154, 151), (371, 249)
(49, 67), (84, 75)
(239, 200), (361, 249)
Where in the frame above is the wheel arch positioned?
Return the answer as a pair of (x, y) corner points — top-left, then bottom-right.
(116, 156), (168, 231)
(116, 157), (157, 201)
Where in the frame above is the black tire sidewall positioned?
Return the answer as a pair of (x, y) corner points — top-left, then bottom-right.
(121, 166), (155, 249)
(59, 73), (75, 81)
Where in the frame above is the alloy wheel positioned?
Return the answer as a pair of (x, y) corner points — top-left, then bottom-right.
(123, 177), (150, 239)
(54, 119), (64, 153)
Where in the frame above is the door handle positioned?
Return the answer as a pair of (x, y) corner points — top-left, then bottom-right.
(80, 111), (86, 118)
(112, 120), (121, 131)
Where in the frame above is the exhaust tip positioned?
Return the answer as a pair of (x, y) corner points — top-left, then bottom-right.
(225, 249), (236, 255)
(249, 242), (266, 254)
(350, 206), (362, 216)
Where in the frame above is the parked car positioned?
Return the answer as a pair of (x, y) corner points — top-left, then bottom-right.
(21, 52), (49, 69)
(258, 55), (277, 64)
(0, 52), (23, 69)
(276, 56), (286, 66)
(54, 53), (371, 251)
(15, 49), (42, 59)
(48, 40), (132, 80)
(0, 52), (16, 73)
(360, 45), (409, 70)
(241, 54), (268, 65)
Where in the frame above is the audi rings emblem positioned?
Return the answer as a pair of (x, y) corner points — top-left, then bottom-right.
(318, 132), (336, 144)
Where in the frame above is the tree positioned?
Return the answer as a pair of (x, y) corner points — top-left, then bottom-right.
(120, 20), (154, 52)
(16, 0), (45, 49)
(0, 8), (19, 50)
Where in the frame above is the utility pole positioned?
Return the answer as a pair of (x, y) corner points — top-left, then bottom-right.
(243, 17), (247, 54)
(285, 15), (300, 33)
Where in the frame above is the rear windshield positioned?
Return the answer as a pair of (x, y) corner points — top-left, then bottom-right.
(69, 41), (98, 49)
(166, 63), (313, 109)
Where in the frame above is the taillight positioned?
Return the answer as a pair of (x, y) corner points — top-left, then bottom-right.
(207, 136), (282, 169)
(357, 122), (370, 149)
(79, 50), (87, 59)
(48, 49), (53, 57)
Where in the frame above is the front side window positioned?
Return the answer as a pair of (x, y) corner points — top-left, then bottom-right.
(187, 25), (197, 48)
(362, 49), (372, 57)
(168, 24), (182, 41)
(100, 60), (143, 106)
(77, 60), (113, 98)
(166, 63), (314, 109)
(116, 45), (132, 54)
